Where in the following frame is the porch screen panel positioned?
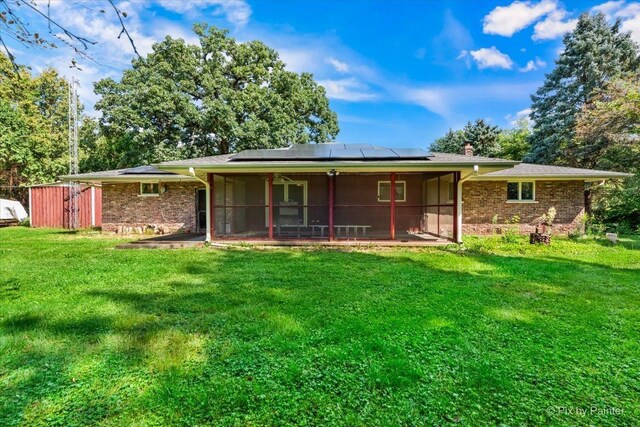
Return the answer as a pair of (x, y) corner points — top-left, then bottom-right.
(394, 172), (456, 241)
(439, 207), (454, 239)
(272, 174), (329, 239)
(213, 174), (268, 238)
(334, 174), (391, 240)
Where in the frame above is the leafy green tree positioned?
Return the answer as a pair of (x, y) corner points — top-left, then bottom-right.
(497, 119), (531, 161)
(430, 129), (464, 153)
(0, 100), (29, 191)
(78, 117), (118, 172)
(526, 12), (640, 166)
(0, 54), (70, 202)
(575, 76), (640, 170)
(575, 76), (640, 228)
(95, 24), (339, 167)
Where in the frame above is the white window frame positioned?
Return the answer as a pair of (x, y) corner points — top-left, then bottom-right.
(447, 181), (455, 204)
(506, 181), (537, 203)
(139, 182), (160, 197)
(377, 180), (406, 203)
(264, 179), (308, 227)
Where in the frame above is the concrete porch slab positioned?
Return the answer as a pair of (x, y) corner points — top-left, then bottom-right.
(116, 232), (453, 249)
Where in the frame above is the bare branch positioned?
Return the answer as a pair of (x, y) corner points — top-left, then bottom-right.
(0, 0), (139, 72)
(0, 31), (18, 73)
(107, 0), (140, 58)
(20, 0), (96, 50)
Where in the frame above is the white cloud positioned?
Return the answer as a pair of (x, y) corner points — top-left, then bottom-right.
(519, 61), (537, 72)
(593, 1), (640, 43)
(620, 15), (640, 43)
(519, 57), (547, 72)
(401, 88), (451, 117)
(464, 46), (514, 70)
(325, 57), (350, 73)
(506, 108), (532, 125)
(277, 48), (319, 73)
(483, 0), (557, 36)
(532, 10), (578, 40)
(592, 1), (626, 15)
(156, 0), (252, 27)
(317, 78), (377, 102)
(395, 81), (539, 120)
(483, 0), (582, 40)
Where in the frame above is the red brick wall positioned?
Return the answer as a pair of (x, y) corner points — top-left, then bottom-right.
(462, 180), (585, 235)
(102, 182), (202, 234)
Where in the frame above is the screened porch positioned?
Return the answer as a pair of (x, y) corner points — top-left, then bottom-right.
(202, 172), (459, 242)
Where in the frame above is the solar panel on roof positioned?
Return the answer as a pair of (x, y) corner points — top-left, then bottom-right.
(289, 143), (337, 150)
(391, 148), (432, 158)
(329, 149), (365, 159)
(121, 165), (175, 175)
(360, 148), (398, 158)
(229, 144), (432, 161)
(339, 143), (374, 150)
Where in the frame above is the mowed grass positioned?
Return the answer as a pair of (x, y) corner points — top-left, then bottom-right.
(1, 228), (639, 426)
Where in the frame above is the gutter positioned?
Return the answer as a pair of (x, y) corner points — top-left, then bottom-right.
(455, 164), (479, 244)
(471, 174), (632, 181)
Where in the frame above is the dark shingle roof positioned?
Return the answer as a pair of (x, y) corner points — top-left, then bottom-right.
(479, 163), (632, 179)
(60, 165), (193, 182)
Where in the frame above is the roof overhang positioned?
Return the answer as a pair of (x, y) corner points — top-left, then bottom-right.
(59, 174), (197, 184)
(470, 174), (631, 182)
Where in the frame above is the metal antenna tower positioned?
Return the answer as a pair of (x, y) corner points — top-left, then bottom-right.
(68, 76), (80, 229)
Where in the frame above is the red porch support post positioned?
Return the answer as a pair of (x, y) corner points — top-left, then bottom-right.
(268, 173), (274, 240)
(453, 171), (459, 243)
(390, 172), (396, 240)
(328, 172), (335, 241)
(208, 173), (215, 239)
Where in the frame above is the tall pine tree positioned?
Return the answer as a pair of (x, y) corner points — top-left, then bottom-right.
(462, 119), (501, 157)
(526, 12), (640, 166)
(430, 119), (501, 157)
(430, 129), (464, 154)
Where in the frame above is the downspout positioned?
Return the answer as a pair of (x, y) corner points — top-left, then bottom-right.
(456, 165), (479, 244)
(189, 167), (211, 242)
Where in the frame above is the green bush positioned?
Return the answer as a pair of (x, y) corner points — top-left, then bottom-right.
(501, 215), (521, 243)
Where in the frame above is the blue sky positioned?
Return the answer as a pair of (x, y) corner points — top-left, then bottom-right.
(12, 0), (640, 149)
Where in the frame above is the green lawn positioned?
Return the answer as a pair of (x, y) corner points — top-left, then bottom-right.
(1, 228), (639, 426)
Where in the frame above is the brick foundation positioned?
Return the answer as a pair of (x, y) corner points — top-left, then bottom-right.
(102, 182), (202, 234)
(461, 180), (585, 235)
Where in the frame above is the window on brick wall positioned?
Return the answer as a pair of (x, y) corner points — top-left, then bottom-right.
(140, 182), (160, 196)
(378, 181), (406, 202)
(507, 181), (535, 202)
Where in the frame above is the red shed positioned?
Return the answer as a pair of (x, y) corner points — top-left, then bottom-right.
(29, 183), (102, 228)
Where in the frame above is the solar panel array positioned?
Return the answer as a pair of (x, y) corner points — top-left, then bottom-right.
(121, 165), (176, 175)
(230, 144), (432, 161)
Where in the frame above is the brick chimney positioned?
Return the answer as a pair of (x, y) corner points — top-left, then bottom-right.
(464, 143), (474, 157)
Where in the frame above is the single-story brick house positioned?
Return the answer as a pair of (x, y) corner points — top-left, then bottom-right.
(62, 143), (630, 243)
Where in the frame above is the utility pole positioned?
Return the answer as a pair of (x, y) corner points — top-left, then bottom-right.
(68, 76), (80, 229)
